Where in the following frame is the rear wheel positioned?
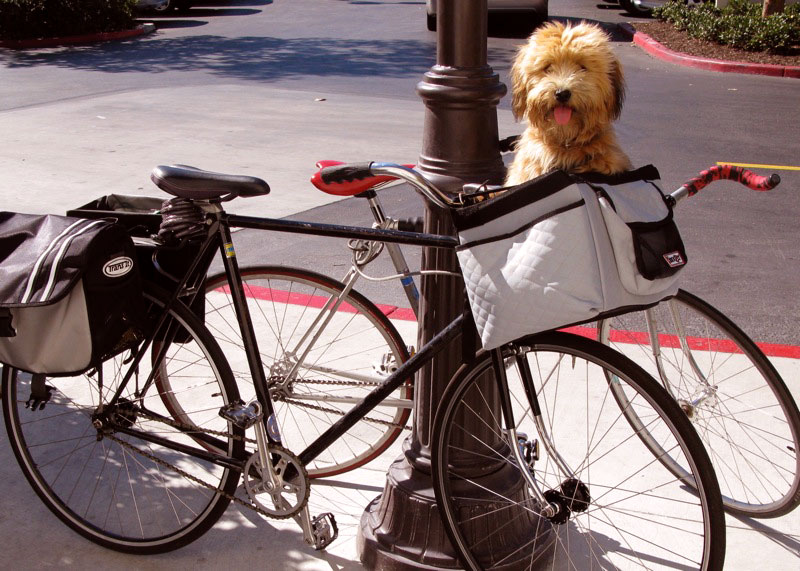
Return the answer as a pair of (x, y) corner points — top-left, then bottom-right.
(1, 290), (243, 553)
(598, 290), (800, 518)
(201, 266), (412, 477)
(432, 332), (725, 570)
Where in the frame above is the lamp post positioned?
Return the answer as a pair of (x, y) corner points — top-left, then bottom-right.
(358, 2), (548, 568)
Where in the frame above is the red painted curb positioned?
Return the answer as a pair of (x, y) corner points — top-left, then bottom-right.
(618, 22), (800, 79)
(562, 324), (800, 359)
(0, 23), (154, 49)
(211, 284), (800, 358)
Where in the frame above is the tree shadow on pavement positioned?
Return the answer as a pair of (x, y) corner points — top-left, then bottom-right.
(1, 35), (437, 82)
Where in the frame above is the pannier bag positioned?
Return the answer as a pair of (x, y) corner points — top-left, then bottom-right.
(68, 194), (206, 332)
(0, 212), (144, 374)
(453, 165), (687, 350)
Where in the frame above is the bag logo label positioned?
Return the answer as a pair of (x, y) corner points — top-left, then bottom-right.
(663, 251), (686, 268)
(103, 256), (134, 278)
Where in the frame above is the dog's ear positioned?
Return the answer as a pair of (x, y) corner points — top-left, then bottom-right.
(609, 59), (626, 121)
(510, 47), (530, 121)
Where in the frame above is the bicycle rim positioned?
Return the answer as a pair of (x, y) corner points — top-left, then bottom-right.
(432, 332), (725, 570)
(1, 291), (243, 553)
(201, 266), (412, 477)
(599, 290), (800, 517)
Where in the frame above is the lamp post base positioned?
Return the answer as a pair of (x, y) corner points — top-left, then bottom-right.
(358, 455), (459, 570)
(358, 450), (557, 570)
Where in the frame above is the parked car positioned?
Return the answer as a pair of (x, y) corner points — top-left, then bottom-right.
(136, 0), (192, 13)
(618, 0), (659, 16)
(425, 0), (548, 31)
(135, 0), (169, 11)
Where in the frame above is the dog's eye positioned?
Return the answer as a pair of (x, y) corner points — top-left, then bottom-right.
(542, 64), (552, 73)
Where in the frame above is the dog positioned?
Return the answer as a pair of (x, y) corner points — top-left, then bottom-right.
(505, 22), (632, 185)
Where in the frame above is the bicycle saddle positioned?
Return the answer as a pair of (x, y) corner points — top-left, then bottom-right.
(151, 165), (270, 201)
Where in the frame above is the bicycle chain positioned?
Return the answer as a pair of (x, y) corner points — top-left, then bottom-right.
(100, 379), (408, 521)
(282, 398), (410, 431)
(136, 407), (257, 445)
(273, 376), (411, 431)
(139, 387), (407, 438)
(105, 409), (318, 522)
(273, 375), (388, 388)
(105, 432), (297, 519)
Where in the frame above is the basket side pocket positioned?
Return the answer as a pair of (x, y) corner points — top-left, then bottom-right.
(599, 200), (687, 296)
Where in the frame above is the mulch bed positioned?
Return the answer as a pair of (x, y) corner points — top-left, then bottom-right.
(633, 20), (800, 68)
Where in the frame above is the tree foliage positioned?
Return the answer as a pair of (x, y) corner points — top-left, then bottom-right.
(0, 0), (137, 41)
(655, 0), (800, 53)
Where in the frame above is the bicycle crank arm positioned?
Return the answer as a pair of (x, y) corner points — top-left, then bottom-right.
(294, 507), (339, 550)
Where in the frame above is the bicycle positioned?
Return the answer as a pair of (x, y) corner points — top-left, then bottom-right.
(594, 166), (800, 518)
(202, 157), (800, 520)
(2, 161), (725, 569)
(201, 161), (421, 478)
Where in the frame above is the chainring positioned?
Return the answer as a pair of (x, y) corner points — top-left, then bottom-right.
(243, 445), (310, 518)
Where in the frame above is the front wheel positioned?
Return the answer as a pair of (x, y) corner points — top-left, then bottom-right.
(1, 289), (244, 553)
(598, 290), (800, 518)
(202, 266), (413, 478)
(431, 332), (725, 570)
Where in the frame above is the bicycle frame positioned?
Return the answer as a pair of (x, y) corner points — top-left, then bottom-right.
(113, 200), (458, 455)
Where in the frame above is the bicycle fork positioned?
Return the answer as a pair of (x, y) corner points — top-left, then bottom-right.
(492, 348), (586, 523)
(644, 304), (718, 418)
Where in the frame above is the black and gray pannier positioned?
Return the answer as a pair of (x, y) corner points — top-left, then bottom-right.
(0, 212), (144, 375)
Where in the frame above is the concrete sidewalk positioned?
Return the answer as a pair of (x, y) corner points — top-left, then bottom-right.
(0, 84), (799, 569)
(1, 314), (799, 570)
(2, 84), (501, 218)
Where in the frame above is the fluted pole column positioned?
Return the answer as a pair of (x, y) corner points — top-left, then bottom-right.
(357, 2), (509, 569)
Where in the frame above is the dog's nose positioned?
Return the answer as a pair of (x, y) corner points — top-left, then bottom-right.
(555, 89), (571, 103)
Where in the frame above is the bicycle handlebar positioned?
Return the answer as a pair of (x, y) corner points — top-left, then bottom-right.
(319, 162), (374, 185)
(669, 164), (780, 204)
(317, 160), (781, 212)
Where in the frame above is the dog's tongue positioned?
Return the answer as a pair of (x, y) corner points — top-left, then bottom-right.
(554, 105), (572, 125)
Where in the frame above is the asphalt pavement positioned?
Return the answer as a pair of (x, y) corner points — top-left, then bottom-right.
(0, 0), (798, 569)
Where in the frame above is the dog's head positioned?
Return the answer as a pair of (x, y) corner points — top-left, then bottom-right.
(510, 22), (625, 144)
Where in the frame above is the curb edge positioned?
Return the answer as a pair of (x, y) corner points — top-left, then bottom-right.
(618, 22), (800, 79)
(0, 22), (156, 50)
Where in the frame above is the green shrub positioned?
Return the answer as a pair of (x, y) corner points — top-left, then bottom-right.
(654, 0), (800, 54)
(0, 0), (137, 41)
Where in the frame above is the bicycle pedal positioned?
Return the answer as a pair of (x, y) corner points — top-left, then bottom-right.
(310, 512), (338, 550)
(219, 401), (262, 429)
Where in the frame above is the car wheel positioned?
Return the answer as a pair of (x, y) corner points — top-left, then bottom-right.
(153, 0), (173, 13)
(426, 12), (436, 31)
(619, 0), (653, 16)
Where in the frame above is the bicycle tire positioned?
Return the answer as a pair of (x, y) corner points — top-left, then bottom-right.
(432, 331), (726, 570)
(598, 289), (800, 517)
(200, 266), (412, 478)
(2, 288), (244, 554)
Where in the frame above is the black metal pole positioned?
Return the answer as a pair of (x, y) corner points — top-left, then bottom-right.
(357, 2), (521, 568)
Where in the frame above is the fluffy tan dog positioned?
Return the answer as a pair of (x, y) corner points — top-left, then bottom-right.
(505, 22), (632, 185)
